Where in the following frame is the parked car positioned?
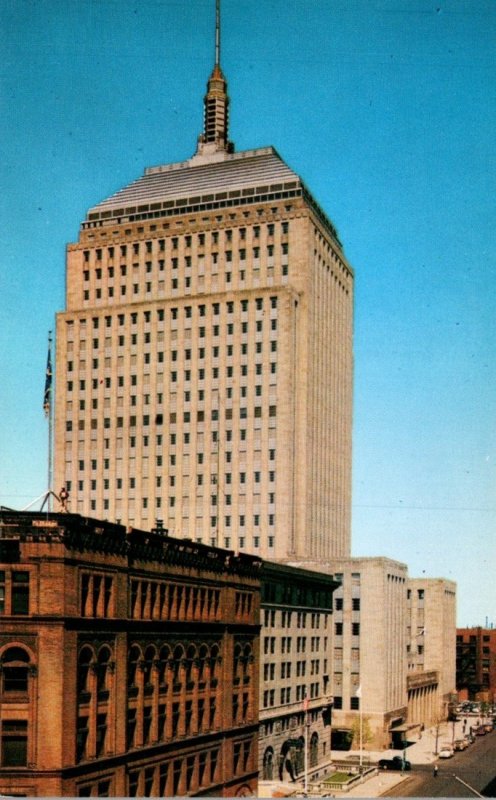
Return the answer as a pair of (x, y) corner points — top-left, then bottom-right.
(378, 756), (411, 771)
(453, 739), (467, 751)
(475, 725), (487, 736)
(439, 746), (454, 758)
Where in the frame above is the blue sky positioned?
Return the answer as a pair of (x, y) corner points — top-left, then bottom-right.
(1, 0), (494, 626)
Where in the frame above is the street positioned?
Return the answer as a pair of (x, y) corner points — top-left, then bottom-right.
(383, 731), (496, 797)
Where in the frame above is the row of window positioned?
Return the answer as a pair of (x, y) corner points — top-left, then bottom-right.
(83, 222), (290, 262)
(83, 244), (289, 276)
(335, 622), (360, 636)
(67, 366), (277, 401)
(67, 296), (279, 337)
(74, 321), (278, 354)
(264, 636), (327, 655)
(67, 404), (277, 432)
(263, 609), (328, 629)
(335, 597), (361, 611)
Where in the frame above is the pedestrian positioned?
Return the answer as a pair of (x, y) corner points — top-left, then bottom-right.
(433, 765), (438, 778)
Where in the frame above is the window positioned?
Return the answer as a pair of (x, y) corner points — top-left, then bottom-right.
(1, 647), (30, 694)
(335, 622), (343, 636)
(1, 720), (27, 766)
(11, 572), (29, 615)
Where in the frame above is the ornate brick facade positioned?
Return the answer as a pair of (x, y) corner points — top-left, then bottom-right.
(0, 510), (260, 797)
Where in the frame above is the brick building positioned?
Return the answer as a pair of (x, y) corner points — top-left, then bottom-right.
(456, 627), (496, 703)
(0, 510), (260, 797)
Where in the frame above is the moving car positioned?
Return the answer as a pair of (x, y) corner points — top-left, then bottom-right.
(378, 756), (411, 771)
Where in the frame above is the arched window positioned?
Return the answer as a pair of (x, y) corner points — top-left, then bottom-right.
(185, 644), (196, 688)
(263, 747), (274, 780)
(143, 645), (156, 687)
(242, 643), (252, 681)
(172, 645), (184, 688)
(128, 645), (141, 690)
(198, 644), (209, 683)
(310, 732), (319, 767)
(1, 647), (30, 694)
(210, 644), (220, 684)
(158, 645), (171, 686)
(233, 643), (242, 683)
(96, 646), (112, 695)
(294, 737), (305, 776)
(77, 646), (94, 697)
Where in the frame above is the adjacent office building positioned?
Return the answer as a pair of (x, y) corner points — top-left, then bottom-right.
(299, 557), (409, 751)
(258, 563), (338, 785)
(407, 578), (457, 726)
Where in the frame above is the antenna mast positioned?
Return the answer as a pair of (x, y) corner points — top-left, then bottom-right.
(215, 0), (221, 66)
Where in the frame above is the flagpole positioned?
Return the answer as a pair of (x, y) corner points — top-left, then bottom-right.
(303, 696), (308, 794)
(356, 685), (363, 771)
(44, 331), (53, 512)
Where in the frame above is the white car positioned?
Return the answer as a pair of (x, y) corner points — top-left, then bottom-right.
(439, 747), (454, 758)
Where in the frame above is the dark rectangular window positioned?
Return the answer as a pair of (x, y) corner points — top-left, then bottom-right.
(11, 572), (29, 615)
(2, 720), (28, 766)
(0, 571), (5, 613)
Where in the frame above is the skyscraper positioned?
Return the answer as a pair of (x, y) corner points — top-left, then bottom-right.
(54, 6), (354, 562)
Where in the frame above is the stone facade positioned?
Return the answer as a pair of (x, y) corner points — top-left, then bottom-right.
(407, 578), (457, 725)
(54, 144), (354, 563)
(0, 510), (260, 797)
(295, 557), (409, 751)
(258, 563), (339, 784)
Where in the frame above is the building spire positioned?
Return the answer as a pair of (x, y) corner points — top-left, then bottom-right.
(194, 0), (234, 160)
(215, 0), (220, 67)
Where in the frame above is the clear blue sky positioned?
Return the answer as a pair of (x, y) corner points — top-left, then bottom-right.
(1, 0), (494, 626)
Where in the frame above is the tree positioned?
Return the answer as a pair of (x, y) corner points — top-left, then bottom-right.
(350, 715), (373, 750)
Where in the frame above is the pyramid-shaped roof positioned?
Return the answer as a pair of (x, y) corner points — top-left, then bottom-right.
(85, 146), (341, 248)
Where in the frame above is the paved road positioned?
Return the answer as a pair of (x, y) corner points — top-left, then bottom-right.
(383, 731), (496, 797)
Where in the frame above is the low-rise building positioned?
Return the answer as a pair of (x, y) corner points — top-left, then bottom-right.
(0, 509), (261, 797)
(456, 626), (496, 703)
(258, 563), (338, 784)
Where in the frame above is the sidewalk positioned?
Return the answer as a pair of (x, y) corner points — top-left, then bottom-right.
(331, 719), (468, 797)
(282, 720), (471, 798)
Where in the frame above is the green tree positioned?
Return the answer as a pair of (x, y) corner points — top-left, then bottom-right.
(350, 715), (373, 749)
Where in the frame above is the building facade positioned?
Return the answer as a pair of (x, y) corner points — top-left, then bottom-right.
(456, 626), (496, 703)
(258, 563), (338, 786)
(406, 578), (457, 726)
(297, 557), (409, 751)
(54, 28), (354, 564)
(0, 510), (260, 798)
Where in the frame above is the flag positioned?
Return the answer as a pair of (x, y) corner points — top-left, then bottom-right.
(43, 342), (52, 418)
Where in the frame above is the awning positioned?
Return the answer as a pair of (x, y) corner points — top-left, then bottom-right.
(389, 722), (420, 732)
